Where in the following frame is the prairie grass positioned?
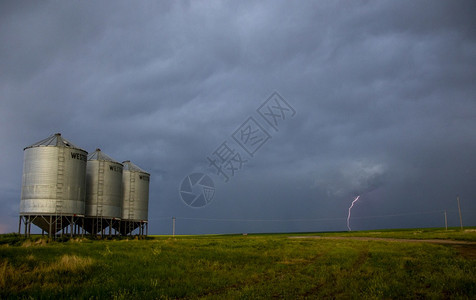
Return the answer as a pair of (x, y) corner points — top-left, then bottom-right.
(311, 227), (476, 241)
(0, 227), (474, 299)
(45, 254), (94, 272)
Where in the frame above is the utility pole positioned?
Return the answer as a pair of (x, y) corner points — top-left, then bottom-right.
(457, 196), (463, 230)
(444, 210), (448, 231)
(172, 217), (176, 237)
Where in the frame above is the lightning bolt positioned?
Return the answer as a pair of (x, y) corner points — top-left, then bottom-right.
(347, 195), (360, 231)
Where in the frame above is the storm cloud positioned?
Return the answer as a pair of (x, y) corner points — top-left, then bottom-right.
(1, 1), (475, 234)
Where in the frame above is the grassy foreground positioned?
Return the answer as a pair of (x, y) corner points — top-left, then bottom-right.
(1, 228), (475, 299)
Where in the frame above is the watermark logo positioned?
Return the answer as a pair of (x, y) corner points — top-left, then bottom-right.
(179, 91), (296, 207)
(232, 117), (271, 157)
(257, 92), (296, 131)
(179, 173), (215, 208)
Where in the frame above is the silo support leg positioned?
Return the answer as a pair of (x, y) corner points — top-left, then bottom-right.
(27, 216), (31, 237)
(49, 215), (52, 239)
(70, 216), (74, 238)
(18, 216), (22, 235)
(91, 219), (95, 236)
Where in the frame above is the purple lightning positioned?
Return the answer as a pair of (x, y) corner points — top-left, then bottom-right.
(347, 195), (360, 231)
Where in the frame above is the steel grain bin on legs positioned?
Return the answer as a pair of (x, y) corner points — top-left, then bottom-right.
(121, 161), (150, 222)
(85, 149), (123, 219)
(20, 133), (87, 233)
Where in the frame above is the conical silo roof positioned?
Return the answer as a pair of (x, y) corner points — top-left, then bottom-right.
(88, 148), (121, 163)
(122, 160), (149, 174)
(24, 133), (86, 152)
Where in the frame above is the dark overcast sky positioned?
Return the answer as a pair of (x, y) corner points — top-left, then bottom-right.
(1, 1), (475, 234)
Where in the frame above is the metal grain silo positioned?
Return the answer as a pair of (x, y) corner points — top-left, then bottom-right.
(20, 133), (87, 233)
(85, 149), (123, 219)
(121, 161), (150, 222)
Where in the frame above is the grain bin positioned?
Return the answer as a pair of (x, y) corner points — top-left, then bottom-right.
(85, 149), (123, 220)
(20, 133), (87, 233)
(121, 161), (150, 222)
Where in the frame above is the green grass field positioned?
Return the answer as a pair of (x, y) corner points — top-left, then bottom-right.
(1, 227), (475, 299)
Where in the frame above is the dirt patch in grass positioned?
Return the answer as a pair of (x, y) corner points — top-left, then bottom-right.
(451, 245), (476, 260)
(352, 249), (369, 269)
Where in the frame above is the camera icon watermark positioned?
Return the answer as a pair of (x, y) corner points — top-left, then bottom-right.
(179, 173), (215, 208)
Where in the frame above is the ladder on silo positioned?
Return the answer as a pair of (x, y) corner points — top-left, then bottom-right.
(96, 160), (105, 235)
(128, 175), (135, 234)
(56, 147), (65, 236)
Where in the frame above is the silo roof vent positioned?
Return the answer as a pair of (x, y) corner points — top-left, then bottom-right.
(88, 148), (121, 163)
(122, 160), (149, 174)
(24, 133), (86, 152)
